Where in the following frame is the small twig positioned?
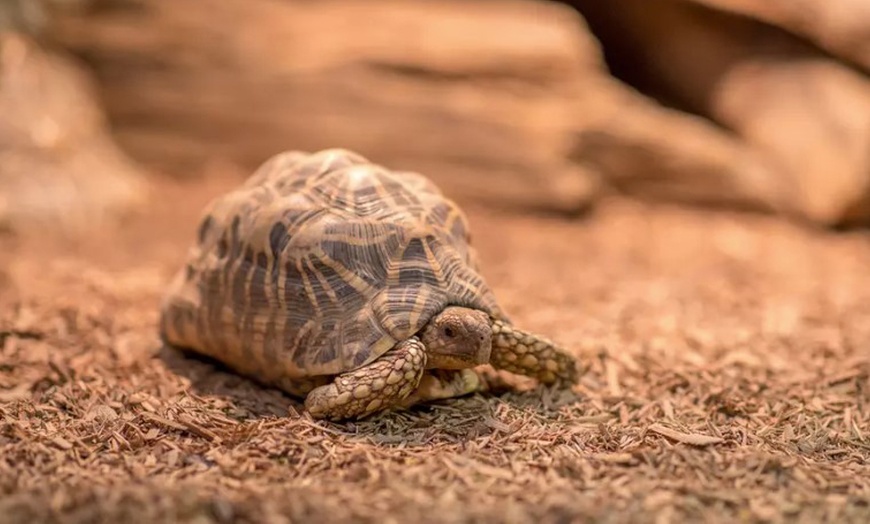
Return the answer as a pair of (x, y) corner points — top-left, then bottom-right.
(140, 412), (187, 432)
(648, 423), (724, 446)
(176, 414), (221, 442)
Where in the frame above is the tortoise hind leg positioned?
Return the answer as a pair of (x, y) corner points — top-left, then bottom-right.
(304, 338), (427, 421)
(397, 369), (485, 408)
(490, 321), (579, 387)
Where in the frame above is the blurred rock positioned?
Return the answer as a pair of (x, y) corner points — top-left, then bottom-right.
(47, 0), (605, 213)
(0, 32), (149, 235)
(47, 0), (805, 220)
(0, 0), (45, 35)
(571, 0), (870, 226)
(685, 0), (870, 73)
(569, 80), (789, 214)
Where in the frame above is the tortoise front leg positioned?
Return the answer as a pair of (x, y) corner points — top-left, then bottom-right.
(304, 338), (427, 421)
(490, 320), (579, 387)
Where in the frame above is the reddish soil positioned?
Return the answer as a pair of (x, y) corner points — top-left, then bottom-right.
(1, 173), (868, 523)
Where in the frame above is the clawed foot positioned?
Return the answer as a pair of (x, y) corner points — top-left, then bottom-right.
(304, 338), (426, 421)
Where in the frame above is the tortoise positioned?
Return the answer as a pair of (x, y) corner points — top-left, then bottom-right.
(159, 148), (579, 421)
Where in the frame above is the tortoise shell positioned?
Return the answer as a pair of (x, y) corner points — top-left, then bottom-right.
(160, 149), (508, 384)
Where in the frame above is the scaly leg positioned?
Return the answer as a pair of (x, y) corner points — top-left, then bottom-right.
(304, 338), (426, 421)
(490, 321), (579, 387)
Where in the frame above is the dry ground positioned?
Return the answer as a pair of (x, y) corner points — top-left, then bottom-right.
(1, 173), (868, 523)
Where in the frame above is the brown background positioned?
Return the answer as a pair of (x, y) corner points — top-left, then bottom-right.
(1, 1), (869, 522)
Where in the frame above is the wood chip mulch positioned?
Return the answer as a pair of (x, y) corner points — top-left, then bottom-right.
(1, 181), (868, 523)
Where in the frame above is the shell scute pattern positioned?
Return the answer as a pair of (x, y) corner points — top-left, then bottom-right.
(160, 148), (505, 387)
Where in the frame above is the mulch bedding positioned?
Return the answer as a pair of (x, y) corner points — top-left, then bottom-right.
(0, 176), (868, 523)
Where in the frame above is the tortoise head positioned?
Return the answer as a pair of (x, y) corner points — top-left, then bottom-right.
(420, 306), (492, 369)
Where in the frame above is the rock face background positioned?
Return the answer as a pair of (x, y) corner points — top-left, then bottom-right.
(568, 0), (870, 226)
(3, 0), (870, 229)
(0, 0), (148, 235)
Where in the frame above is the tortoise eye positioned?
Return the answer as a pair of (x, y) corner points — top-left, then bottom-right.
(443, 327), (455, 338)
